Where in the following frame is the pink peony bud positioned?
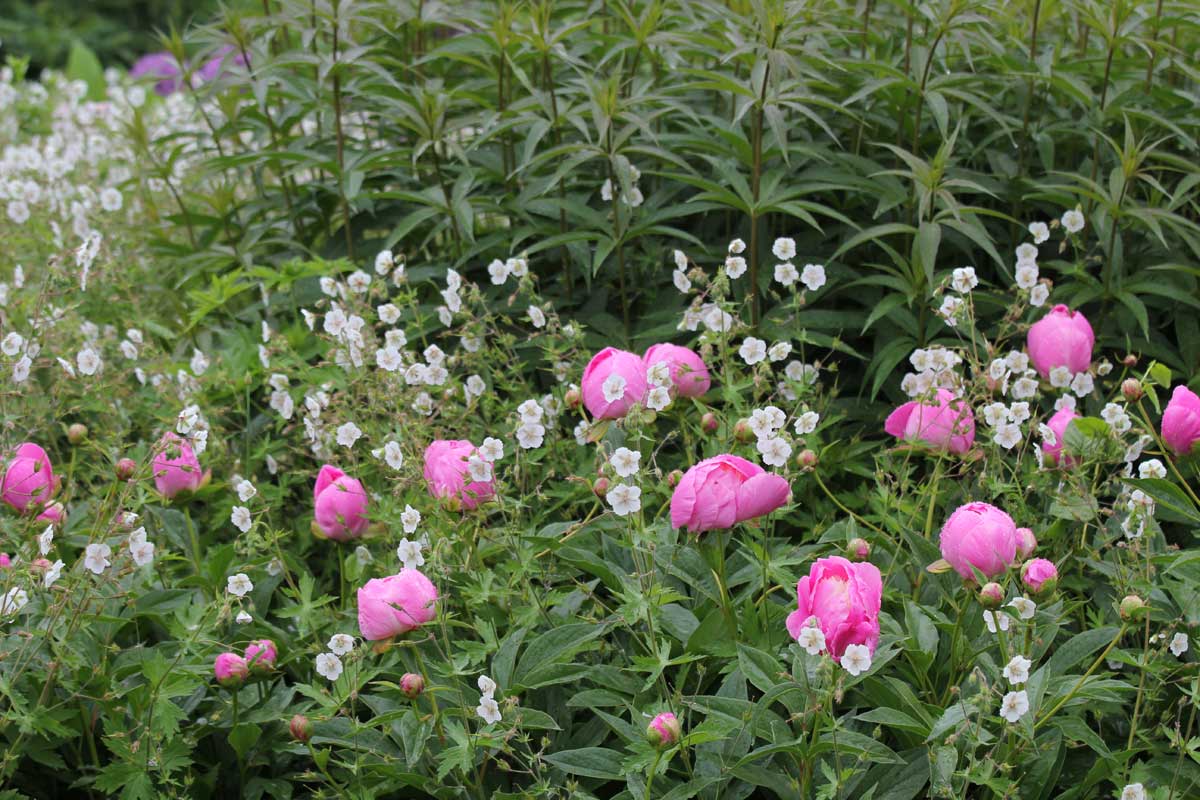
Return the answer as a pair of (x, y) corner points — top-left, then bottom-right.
(733, 419), (754, 443)
(0, 554), (10, 569)
(1162, 385), (1200, 457)
(289, 714), (313, 742)
(646, 712), (682, 748)
(939, 502), (1019, 581)
(884, 389), (975, 455)
(244, 639), (278, 673)
(357, 569), (439, 641)
(580, 347), (648, 420)
(1121, 379), (1143, 402)
(643, 343), (711, 398)
(786, 556), (882, 662)
(67, 423), (88, 445)
(313, 465), (370, 540)
(152, 433), (209, 499)
(670, 454), (790, 534)
(36, 502), (65, 525)
(1119, 594), (1147, 620)
(1015, 527), (1037, 559)
(797, 449), (818, 469)
(1021, 558), (1058, 595)
(978, 582), (1004, 609)
(400, 673), (425, 699)
(666, 469), (683, 488)
(116, 458), (137, 481)
(700, 412), (718, 434)
(564, 387), (581, 410)
(592, 476), (610, 498)
(1041, 407), (1079, 467)
(214, 653), (249, 688)
(846, 538), (870, 561)
(1, 443), (59, 514)
(1026, 304), (1094, 379)
(422, 440), (496, 511)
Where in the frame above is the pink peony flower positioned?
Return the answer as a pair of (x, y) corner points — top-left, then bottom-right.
(214, 652), (249, 688)
(1015, 527), (1037, 559)
(423, 440), (495, 511)
(313, 465), (369, 540)
(785, 556), (883, 662)
(1026, 304), (1094, 378)
(244, 639), (277, 673)
(37, 502), (65, 525)
(1042, 406), (1079, 467)
(939, 502), (1019, 580)
(1, 443), (59, 514)
(669, 454), (790, 533)
(581, 347), (648, 419)
(0, 554), (10, 568)
(884, 389), (975, 454)
(643, 343), (711, 398)
(357, 569), (439, 641)
(646, 712), (682, 748)
(152, 433), (209, 499)
(1021, 558), (1058, 594)
(1162, 385), (1200, 457)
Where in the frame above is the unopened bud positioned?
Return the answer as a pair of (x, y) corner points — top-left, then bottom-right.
(1015, 527), (1037, 559)
(700, 412), (718, 434)
(978, 582), (1004, 609)
(1121, 379), (1143, 401)
(592, 477), (610, 499)
(646, 712), (681, 749)
(565, 387), (581, 410)
(797, 449), (818, 469)
(289, 714), (313, 743)
(846, 538), (870, 561)
(1122, 354), (1138, 368)
(1119, 594), (1146, 620)
(666, 469), (683, 488)
(116, 458), (137, 481)
(67, 423), (88, 445)
(733, 419), (754, 443)
(400, 673), (425, 699)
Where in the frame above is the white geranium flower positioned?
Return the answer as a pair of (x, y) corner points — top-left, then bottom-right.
(951, 266), (978, 293)
(757, 436), (791, 467)
(479, 438), (504, 462)
(610, 447), (641, 478)
(1002, 655), (1031, 685)
(1138, 459), (1166, 479)
(84, 543), (111, 574)
(724, 256), (747, 278)
(226, 573), (253, 597)
(397, 538), (425, 570)
(602, 374), (627, 403)
(739, 337), (767, 365)
(794, 411), (820, 435)
(1028, 222), (1050, 244)
(606, 483), (642, 516)
(774, 262), (799, 286)
(401, 505), (422, 534)
(840, 644), (871, 676)
(800, 263), (827, 291)
(316, 652), (343, 681)
(1062, 209), (1085, 233)
(476, 695), (502, 725)
(231, 506), (252, 533)
(1170, 633), (1189, 657)
(999, 690), (1029, 723)
(772, 237), (796, 260)
(336, 422), (363, 448)
(984, 609), (1011, 633)
(328, 634), (355, 655)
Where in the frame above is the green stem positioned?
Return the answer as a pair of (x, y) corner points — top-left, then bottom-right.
(1035, 624), (1127, 730)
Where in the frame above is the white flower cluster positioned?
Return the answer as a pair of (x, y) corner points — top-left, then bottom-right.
(900, 346), (963, 398)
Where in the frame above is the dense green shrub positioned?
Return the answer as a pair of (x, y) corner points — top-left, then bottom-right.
(0, 1), (1198, 798)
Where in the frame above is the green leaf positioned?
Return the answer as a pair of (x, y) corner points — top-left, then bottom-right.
(66, 41), (106, 101)
(513, 623), (605, 686)
(229, 723), (261, 760)
(542, 747), (624, 780)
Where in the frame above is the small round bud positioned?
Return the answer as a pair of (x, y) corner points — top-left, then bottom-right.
(116, 458), (137, 481)
(213, 653), (249, 689)
(1121, 378), (1143, 402)
(700, 412), (718, 434)
(1021, 558), (1058, 596)
(1015, 527), (1037, 559)
(67, 424), (88, 445)
(1119, 594), (1147, 620)
(797, 449), (818, 469)
(244, 639), (278, 674)
(29, 557), (51, 573)
(592, 477), (610, 499)
(1122, 354), (1138, 368)
(846, 538), (870, 561)
(564, 387), (582, 410)
(666, 469), (683, 488)
(733, 419), (754, 443)
(646, 712), (681, 749)
(978, 582), (1004, 609)
(289, 714), (313, 743)
(400, 673), (425, 699)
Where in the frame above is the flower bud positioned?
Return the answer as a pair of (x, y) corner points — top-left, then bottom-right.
(1021, 558), (1058, 595)
(846, 538), (870, 561)
(213, 653), (249, 688)
(1015, 527), (1037, 559)
(592, 476), (610, 499)
(700, 412), (718, 434)
(1121, 378), (1143, 402)
(666, 469), (683, 488)
(564, 387), (581, 410)
(978, 582), (1004, 609)
(1119, 594), (1147, 620)
(400, 672), (425, 699)
(67, 423), (88, 445)
(646, 711), (681, 749)
(244, 639), (278, 674)
(797, 449), (818, 469)
(1122, 354), (1138, 368)
(289, 714), (313, 743)
(30, 557), (51, 572)
(733, 419), (754, 444)
(0, 554), (10, 569)
(116, 458), (137, 481)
